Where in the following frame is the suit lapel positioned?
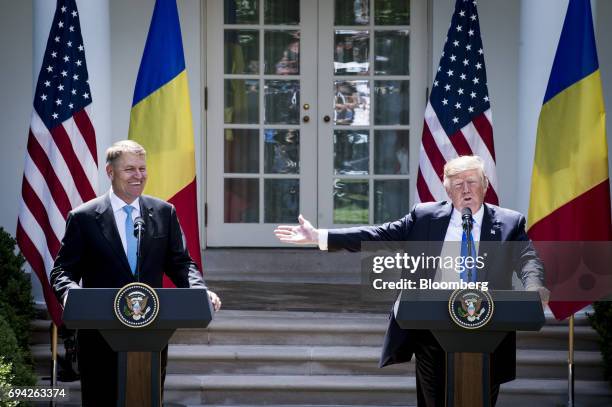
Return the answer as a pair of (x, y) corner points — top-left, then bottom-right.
(427, 202), (452, 256)
(480, 204), (500, 242)
(479, 204), (501, 282)
(95, 194), (134, 278)
(138, 196), (155, 272)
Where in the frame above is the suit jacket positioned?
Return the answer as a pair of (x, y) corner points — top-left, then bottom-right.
(328, 201), (544, 384)
(51, 192), (206, 302)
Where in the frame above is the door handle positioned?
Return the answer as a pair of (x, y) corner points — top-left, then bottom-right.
(303, 115), (310, 123)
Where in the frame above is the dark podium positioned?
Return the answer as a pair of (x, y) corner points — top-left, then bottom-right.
(63, 288), (213, 407)
(395, 289), (545, 407)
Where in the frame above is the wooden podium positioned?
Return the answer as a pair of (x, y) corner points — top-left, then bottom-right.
(63, 288), (213, 407)
(395, 289), (545, 407)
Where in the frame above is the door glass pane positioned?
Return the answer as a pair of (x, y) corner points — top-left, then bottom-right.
(334, 30), (370, 75)
(335, 0), (370, 25)
(265, 179), (299, 222)
(333, 179), (368, 224)
(265, 31), (300, 75)
(374, 80), (409, 125)
(225, 178), (259, 223)
(225, 79), (259, 124)
(225, 129), (259, 173)
(375, 0), (410, 25)
(264, 80), (300, 124)
(225, 0), (259, 24)
(375, 30), (409, 75)
(334, 130), (369, 175)
(334, 80), (370, 125)
(374, 130), (409, 174)
(265, 129), (300, 174)
(265, 0), (300, 25)
(374, 180), (410, 223)
(225, 30), (259, 74)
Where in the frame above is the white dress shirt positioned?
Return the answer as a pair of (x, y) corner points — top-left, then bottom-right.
(434, 205), (484, 282)
(108, 189), (140, 256)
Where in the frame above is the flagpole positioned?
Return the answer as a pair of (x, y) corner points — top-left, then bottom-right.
(50, 322), (58, 407)
(567, 313), (575, 407)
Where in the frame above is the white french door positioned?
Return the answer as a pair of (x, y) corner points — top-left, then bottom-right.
(206, 0), (426, 246)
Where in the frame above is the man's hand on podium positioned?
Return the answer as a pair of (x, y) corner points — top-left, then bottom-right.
(208, 290), (222, 312)
(274, 214), (319, 245)
(536, 286), (550, 306)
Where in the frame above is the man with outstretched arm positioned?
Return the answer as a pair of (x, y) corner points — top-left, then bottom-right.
(274, 155), (549, 407)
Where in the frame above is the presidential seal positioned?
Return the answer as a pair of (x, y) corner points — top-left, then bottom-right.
(448, 289), (494, 329)
(114, 282), (160, 328)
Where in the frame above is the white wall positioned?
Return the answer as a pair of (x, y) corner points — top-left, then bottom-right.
(0, 0), (32, 234)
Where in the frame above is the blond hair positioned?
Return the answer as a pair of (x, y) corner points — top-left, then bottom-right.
(105, 140), (146, 166)
(443, 155), (488, 190)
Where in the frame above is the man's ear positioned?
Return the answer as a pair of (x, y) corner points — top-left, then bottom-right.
(105, 163), (113, 178)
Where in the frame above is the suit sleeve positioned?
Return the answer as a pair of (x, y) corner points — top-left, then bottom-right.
(511, 215), (545, 290)
(50, 212), (85, 305)
(327, 208), (416, 252)
(164, 205), (207, 289)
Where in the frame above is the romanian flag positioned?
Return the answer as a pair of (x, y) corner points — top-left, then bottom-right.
(128, 0), (202, 282)
(528, 0), (612, 320)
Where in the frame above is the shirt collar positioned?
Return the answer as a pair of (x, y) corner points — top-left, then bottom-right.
(109, 188), (140, 214)
(451, 204), (484, 226)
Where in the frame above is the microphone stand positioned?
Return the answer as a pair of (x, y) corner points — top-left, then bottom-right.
(134, 218), (145, 282)
(463, 218), (474, 282)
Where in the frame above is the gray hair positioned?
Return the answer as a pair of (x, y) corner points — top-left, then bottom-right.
(105, 140), (146, 166)
(443, 155), (488, 190)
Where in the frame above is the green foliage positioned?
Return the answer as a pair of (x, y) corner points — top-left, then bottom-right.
(0, 315), (36, 388)
(0, 228), (37, 397)
(0, 227), (35, 350)
(0, 357), (19, 407)
(588, 301), (612, 385)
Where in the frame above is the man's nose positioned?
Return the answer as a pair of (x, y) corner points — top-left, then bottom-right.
(462, 182), (470, 193)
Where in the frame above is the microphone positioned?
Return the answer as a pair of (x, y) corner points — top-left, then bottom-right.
(461, 207), (473, 233)
(133, 217), (145, 236)
(133, 217), (145, 281)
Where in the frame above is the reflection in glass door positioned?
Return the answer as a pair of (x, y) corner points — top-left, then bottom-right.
(318, 0), (422, 228)
(206, 0), (425, 245)
(207, 0), (317, 246)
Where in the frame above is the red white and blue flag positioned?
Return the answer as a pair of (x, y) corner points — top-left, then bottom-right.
(416, 0), (498, 204)
(17, 0), (98, 326)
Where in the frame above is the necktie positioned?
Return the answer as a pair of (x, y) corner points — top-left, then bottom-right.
(123, 205), (137, 274)
(460, 226), (477, 283)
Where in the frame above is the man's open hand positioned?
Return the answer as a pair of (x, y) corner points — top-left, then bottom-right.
(274, 214), (319, 245)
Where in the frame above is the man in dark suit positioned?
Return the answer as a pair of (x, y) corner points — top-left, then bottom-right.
(51, 140), (221, 406)
(275, 155), (548, 407)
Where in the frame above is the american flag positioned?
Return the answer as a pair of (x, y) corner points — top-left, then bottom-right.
(16, 0), (97, 326)
(416, 0), (498, 204)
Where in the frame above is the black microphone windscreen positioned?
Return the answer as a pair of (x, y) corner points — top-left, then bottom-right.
(133, 216), (145, 227)
(461, 207), (472, 218)
(133, 217), (145, 237)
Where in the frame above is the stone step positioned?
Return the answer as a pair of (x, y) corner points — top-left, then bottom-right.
(42, 375), (612, 406)
(31, 344), (604, 380)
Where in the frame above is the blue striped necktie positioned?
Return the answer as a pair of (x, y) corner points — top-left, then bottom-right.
(460, 228), (477, 283)
(123, 205), (137, 274)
